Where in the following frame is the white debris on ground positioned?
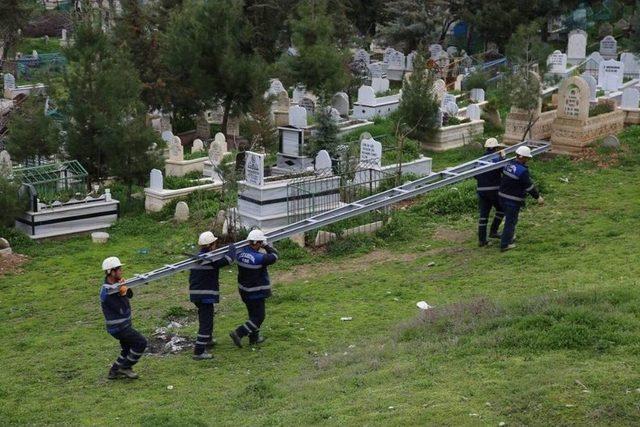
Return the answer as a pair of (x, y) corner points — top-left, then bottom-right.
(150, 321), (191, 355)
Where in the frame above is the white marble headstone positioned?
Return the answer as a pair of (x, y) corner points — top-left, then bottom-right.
(581, 73), (597, 102)
(161, 130), (174, 143)
(359, 137), (382, 168)
(567, 30), (587, 64)
(315, 150), (332, 171)
(406, 51), (417, 71)
(383, 47), (396, 64)
(388, 50), (405, 70)
(244, 151), (265, 186)
(598, 59), (624, 92)
(470, 88), (485, 103)
(446, 46), (458, 57)
(357, 85), (376, 105)
(547, 50), (567, 74)
(621, 87), (640, 109)
(149, 168), (163, 190)
(433, 79), (446, 101)
(331, 92), (349, 116)
(353, 49), (370, 65)
(599, 36), (618, 60)
(288, 105), (308, 128)
(208, 132), (227, 165)
(368, 62), (385, 78)
(621, 52), (640, 78)
(466, 104), (481, 121)
(268, 78), (286, 96)
(371, 77), (390, 93)
(292, 86), (306, 104)
(169, 136), (184, 161)
(192, 139), (204, 153)
(429, 44), (443, 59)
(3, 73), (16, 90)
(454, 74), (464, 91)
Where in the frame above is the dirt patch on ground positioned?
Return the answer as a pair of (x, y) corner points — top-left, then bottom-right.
(0, 253), (29, 277)
(580, 146), (628, 168)
(432, 226), (472, 244)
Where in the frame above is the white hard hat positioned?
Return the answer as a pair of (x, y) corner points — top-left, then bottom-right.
(247, 229), (267, 242)
(102, 256), (123, 273)
(198, 231), (218, 246)
(484, 137), (502, 148)
(515, 146), (533, 158)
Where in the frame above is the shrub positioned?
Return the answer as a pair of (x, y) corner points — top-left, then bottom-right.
(411, 180), (477, 217)
(462, 71), (489, 91)
(589, 103), (614, 117)
(0, 177), (23, 228)
(326, 234), (383, 256)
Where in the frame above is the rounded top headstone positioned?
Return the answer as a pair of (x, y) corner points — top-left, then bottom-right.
(602, 135), (620, 148)
(0, 237), (10, 249)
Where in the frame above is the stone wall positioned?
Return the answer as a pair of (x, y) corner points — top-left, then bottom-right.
(550, 110), (625, 155)
(422, 120), (485, 152)
(503, 110), (557, 145)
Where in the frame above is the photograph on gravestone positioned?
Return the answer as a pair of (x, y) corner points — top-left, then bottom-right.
(244, 152), (265, 186)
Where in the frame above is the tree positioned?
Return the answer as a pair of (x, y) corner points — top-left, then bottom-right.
(162, 0), (268, 135)
(286, 0), (349, 100)
(504, 69), (542, 141)
(108, 118), (163, 200)
(396, 52), (439, 140)
(307, 101), (339, 156)
(114, 0), (167, 110)
(505, 22), (550, 69)
(6, 96), (60, 164)
(380, 0), (463, 51)
(242, 95), (278, 152)
(0, 176), (22, 227)
(61, 12), (159, 186)
(0, 0), (33, 61)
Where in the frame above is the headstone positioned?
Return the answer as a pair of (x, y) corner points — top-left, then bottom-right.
(406, 51), (417, 71)
(61, 29), (67, 42)
(584, 52), (604, 78)
(359, 132), (372, 141)
(466, 104), (481, 121)
(441, 93), (456, 108)
(0, 150), (12, 175)
(0, 237), (10, 255)
(383, 47), (396, 64)
(433, 79), (446, 101)
(91, 232), (110, 244)
(581, 73), (597, 102)
(299, 97), (315, 115)
(359, 137), (382, 168)
(149, 169), (163, 190)
(442, 100), (458, 116)
(388, 50), (405, 70)
(615, 18), (630, 31)
(161, 131), (174, 143)
(436, 108), (444, 127)
(598, 59), (623, 92)
(328, 107), (341, 122)
(192, 139), (204, 153)
(353, 49), (370, 65)
(446, 46), (458, 57)
(368, 62), (385, 78)
(621, 52), (640, 78)
(276, 91), (290, 110)
(3, 73), (16, 90)
(268, 79), (286, 96)
(599, 36), (617, 60)
(470, 88), (485, 103)
(621, 87), (640, 110)
(331, 92), (349, 117)
(557, 76), (590, 121)
(602, 135), (620, 148)
(288, 105), (307, 128)
(292, 86), (306, 104)
(208, 132), (227, 165)
(357, 85), (376, 105)
(245, 151), (265, 186)
(429, 44), (443, 59)
(314, 150), (332, 171)
(174, 202), (189, 223)
(547, 50), (567, 74)
(169, 136), (184, 161)
(567, 30), (587, 64)
(454, 74), (464, 91)
(371, 77), (390, 93)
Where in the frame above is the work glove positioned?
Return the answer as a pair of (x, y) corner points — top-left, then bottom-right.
(227, 242), (236, 261)
(263, 244), (278, 256)
(118, 285), (129, 297)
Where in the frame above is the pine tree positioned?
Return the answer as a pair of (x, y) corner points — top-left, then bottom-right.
(6, 96), (60, 164)
(0, 0), (32, 61)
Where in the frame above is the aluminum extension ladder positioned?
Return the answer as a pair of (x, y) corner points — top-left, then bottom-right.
(117, 140), (550, 293)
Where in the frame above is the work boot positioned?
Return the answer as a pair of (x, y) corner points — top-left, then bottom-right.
(108, 367), (123, 380)
(229, 331), (243, 348)
(117, 367), (139, 379)
(192, 352), (213, 360)
(249, 334), (266, 345)
(500, 243), (517, 252)
(205, 338), (217, 349)
(478, 241), (492, 247)
(489, 232), (501, 239)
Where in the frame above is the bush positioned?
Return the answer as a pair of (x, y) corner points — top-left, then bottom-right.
(411, 180), (477, 217)
(589, 103), (614, 117)
(0, 177), (23, 228)
(0, 226), (34, 252)
(325, 234), (383, 256)
(462, 71), (488, 91)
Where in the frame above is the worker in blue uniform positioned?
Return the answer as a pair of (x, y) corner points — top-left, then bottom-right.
(475, 138), (505, 246)
(100, 257), (147, 379)
(498, 146), (545, 252)
(189, 231), (235, 360)
(229, 229), (278, 348)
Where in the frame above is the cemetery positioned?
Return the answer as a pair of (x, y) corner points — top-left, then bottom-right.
(4, 0), (640, 424)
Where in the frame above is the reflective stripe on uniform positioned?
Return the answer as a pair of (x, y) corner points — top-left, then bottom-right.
(129, 349), (144, 356)
(503, 170), (519, 180)
(526, 184), (535, 191)
(499, 192), (524, 202)
(477, 186), (500, 191)
(237, 261), (262, 270)
(195, 341), (209, 346)
(189, 290), (219, 295)
(238, 284), (271, 292)
(105, 317), (131, 325)
(197, 334), (210, 338)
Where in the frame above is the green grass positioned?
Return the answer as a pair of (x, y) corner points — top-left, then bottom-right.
(2, 128), (640, 424)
